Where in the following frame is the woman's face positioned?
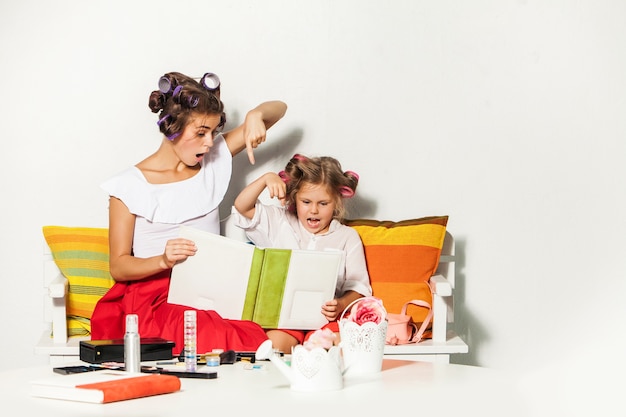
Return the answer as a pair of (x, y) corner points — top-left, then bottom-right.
(295, 182), (337, 235)
(175, 113), (222, 166)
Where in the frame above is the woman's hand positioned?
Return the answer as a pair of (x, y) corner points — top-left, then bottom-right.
(223, 100), (287, 164)
(159, 238), (197, 270)
(243, 109), (268, 165)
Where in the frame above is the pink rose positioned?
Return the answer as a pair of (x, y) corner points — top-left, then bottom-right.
(303, 328), (337, 350)
(347, 296), (386, 325)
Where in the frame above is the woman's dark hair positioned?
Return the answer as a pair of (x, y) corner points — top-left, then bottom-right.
(148, 72), (225, 140)
(279, 154), (359, 221)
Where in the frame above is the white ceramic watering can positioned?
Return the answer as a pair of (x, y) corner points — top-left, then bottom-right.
(255, 340), (345, 392)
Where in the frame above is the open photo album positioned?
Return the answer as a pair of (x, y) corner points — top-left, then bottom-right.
(168, 226), (342, 330)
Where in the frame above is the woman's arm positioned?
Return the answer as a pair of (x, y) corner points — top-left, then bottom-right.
(107, 197), (197, 282)
(222, 100), (287, 164)
(234, 172), (286, 220)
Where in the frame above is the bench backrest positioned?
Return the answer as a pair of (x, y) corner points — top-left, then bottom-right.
(42, 218), (456, 338)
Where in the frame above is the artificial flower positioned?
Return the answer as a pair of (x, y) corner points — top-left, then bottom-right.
(303, 328), (336, 350)
(345, 296), (386, 325)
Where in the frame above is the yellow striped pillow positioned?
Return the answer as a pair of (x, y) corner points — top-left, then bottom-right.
(42, 226), (115, 337)
(345, 216), (448, 326)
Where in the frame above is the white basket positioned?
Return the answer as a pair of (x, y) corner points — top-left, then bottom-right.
(339, 297), (388, 377)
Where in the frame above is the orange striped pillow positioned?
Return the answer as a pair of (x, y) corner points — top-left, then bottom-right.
(43, 226), (115, 336)
(345, 216), (448, 326)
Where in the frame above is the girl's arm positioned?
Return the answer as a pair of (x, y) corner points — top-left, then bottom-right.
(321, 230), (373, 321)
(234, 172), (286, 220)
(223, 100), (287, 164)
(107, 197), (197, 282)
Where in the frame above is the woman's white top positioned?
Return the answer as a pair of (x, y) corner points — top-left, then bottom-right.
(100, 134), (232, 258)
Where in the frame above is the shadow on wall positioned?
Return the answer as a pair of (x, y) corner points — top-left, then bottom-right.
(344, 193), (379, 220)
(220, 126), (304, 221)
(220, 127), (382, 223)
(449, 236), (488, 367)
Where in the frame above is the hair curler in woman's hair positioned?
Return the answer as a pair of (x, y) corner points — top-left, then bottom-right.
(158, 74), (177, 94)
(157, 114), (170, 126)
(188, 95), (199, 108)
(200, 73), (221, 91)
(171, 85), (183, 103)
(201, 72), (221, 98)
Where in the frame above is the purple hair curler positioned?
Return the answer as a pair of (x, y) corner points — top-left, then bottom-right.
(188, 96), (199, 108)
(200, 73), (220, 91)
(159, 75), (175, 94)
(172, 85), (183, 98)
(157, 114), (170, 126)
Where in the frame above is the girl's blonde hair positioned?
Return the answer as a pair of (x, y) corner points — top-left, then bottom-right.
(279, 154), (359, 221)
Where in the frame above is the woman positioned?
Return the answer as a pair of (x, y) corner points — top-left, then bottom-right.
(91, 71), (287, 354)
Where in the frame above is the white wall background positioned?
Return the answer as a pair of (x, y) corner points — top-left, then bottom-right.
(1, 1), (624, 414)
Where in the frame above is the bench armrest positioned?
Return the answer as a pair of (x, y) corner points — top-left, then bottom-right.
(47, 273), (68, 344)
(48, 273), (68, 298)
(428, 274), (454, 343)
(429, 274), (452, 296)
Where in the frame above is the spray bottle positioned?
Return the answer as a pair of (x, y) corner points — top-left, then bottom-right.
(124, 314), (141, 373)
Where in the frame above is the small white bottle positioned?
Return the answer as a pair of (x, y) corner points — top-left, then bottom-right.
(124, 314), (141, 373)
(184, 310), (197, 372)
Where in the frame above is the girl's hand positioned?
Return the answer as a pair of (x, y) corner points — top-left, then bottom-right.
(243, 109), (268, 165)
(321, 299), (342, 322)
(264, 173), (287, 205)
(159, 238), (197, 269)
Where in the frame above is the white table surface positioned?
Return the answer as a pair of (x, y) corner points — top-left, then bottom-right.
(1, 359), (529, 416)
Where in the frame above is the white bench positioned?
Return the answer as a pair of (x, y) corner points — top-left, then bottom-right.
(36, 221), (468, 365)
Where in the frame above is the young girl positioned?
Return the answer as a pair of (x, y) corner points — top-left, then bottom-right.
(91, 71), (287, 355)
(232, 154), (372, 352)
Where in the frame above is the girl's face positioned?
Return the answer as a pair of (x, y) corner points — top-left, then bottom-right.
(175, 113), (222, 167)
(295, 182), (337, 235)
